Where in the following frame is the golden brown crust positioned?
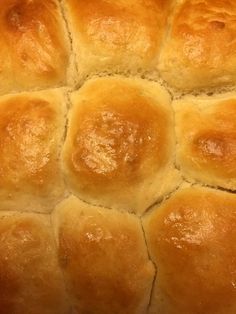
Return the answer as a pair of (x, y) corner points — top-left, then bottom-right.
(0, 212), (69, 314)
(0, 0), (70, 94)
(0, 90), (66, 213)
(63, 77), (180, 214)
(143, 186), (236, 314)
(159, 0), (236, 90)
(63, 0), (173, 80)
(0, 0), (236, 311)
(53, 196), (155, 314)
(174, 95), (236, 190)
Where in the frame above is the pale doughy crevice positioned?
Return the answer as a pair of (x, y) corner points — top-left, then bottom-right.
(60, 0), (82, 89)
(141, 182), (185, 220)
(170, 84), (236, 101)
(49, 211), (74, 314)
(72, 68), (164, 91)
(58, 0), (78, 88)
(58, 90), (71, 204)
(157, 0), (178, 68)
(180, 175), (236, 195)
(140, 218), (157, 314)
(157, 0), (182, 98)
(170, 97), (180, 175)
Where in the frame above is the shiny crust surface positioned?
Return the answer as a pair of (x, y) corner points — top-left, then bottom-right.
(143, 187), (236, 314)
(175, 96), (236, 190)
(64, 0), (172, 80)
(53, 196), (155, 314)
(63, 77), (180, 214)
(159, 0), (236, 90)
(0, 212), (69, 314)
(0, 90), (66, 213)
(0, 0), (70, 94)
(0, 0), (235, 313)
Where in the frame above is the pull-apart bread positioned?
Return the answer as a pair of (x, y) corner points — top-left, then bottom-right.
(0, 0), (236, 314)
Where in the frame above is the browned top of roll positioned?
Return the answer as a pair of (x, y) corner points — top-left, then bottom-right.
(144, 186), (236, 314)
(159, 0), (236, 90)
(0, 0), (70, 94)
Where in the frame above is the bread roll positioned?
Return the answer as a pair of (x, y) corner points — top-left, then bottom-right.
(63, 76), (180, 214)
(159, 0), (236, 90)
(0, 0), (235, 313)
(143, 186), (236, 314)
(0, 90), (66, 213)
(0, 0), (71, 95)
(0, 211), (69, 314)
(52, 196), (155, 314)
(174, 94), (236, 190)
(62, 0), (173, 81)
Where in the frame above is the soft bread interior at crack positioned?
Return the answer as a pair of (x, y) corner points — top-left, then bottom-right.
(0, 211), (69, 314)
(158, 0), (236, 90)
(62, 0), (173, 81)
(174, 94), (236, 190)
(52, 196), (155, 314)
(63, 76), (180, 214)
(0, 90), (66, 213)
(0, 0), (72, 95)
(143, 186), (236, 314)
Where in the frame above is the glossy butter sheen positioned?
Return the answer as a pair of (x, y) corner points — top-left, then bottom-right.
(64, 0), (173, 80)
(159, 0), (236, 90)
(53, 196), (155, 314)
(175, 97), (236, 190)
(0, 0), (70, 94)
(0, 90), (66, 213)
(144, 187), (236, 314)
(69, 88), (168, 183)
(63, 77), (179, 214)
(0, 212), (69, 314)
(0, 99), (54, 187)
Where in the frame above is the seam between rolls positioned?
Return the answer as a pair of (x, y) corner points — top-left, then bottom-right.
(49, 87), (76, 314)
(181, 175), (236, 195)
(142, 181), (183, 218)
(59, 89), (72, 203)
(59, 0), (79, 86)
(140, 218), (157, 314)
(157, 0), (179, 97)
(172, 99), (184, 179)
(49, 213), (74, 314)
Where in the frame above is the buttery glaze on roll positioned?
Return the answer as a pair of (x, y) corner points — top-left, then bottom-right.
(63, 77), (180, 214)
(174, 94), (236, 190)
(0, 0), (70, 94)
(52, 196), (155, 314)
(159, 0), (236, 90)
(62, 0), (173, 81)
(143, 186), (236, 314)
(0, 212), (69, 314)
(0, 90), (66, 213)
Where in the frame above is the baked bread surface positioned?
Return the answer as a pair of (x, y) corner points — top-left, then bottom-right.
(143, 186), (236, 314)
(0, 0), (235, 313)
(63, 0), (173, 81)
(159, 0), (236, 90)
(63, 76), (180, 214)
(0, 0), (71, 95)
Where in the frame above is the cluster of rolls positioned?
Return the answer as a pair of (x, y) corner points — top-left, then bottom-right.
(0, 0), (236, 313)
